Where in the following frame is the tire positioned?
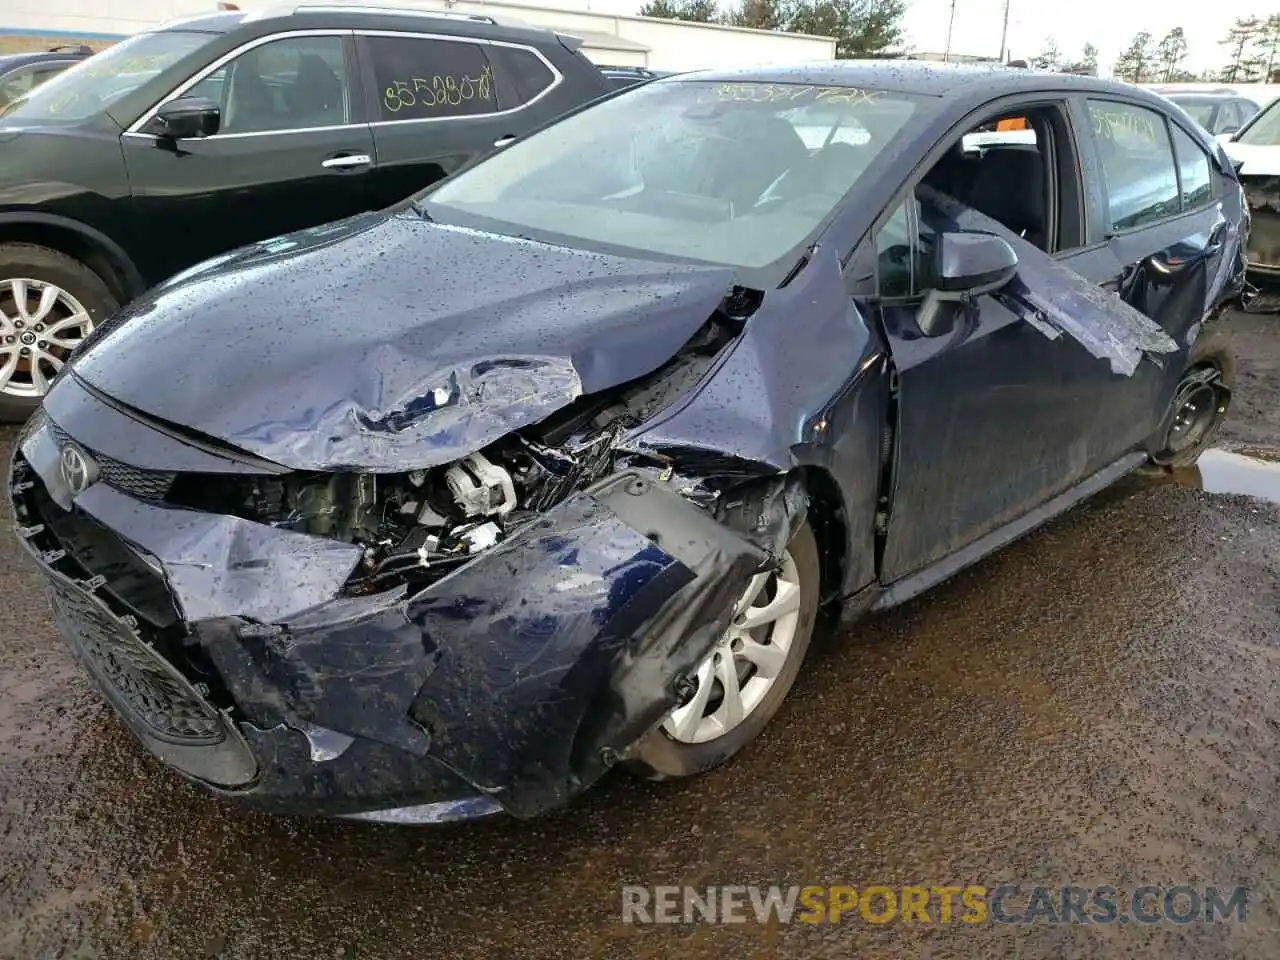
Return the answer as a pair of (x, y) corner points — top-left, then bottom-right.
(0, 243), (119, 424)
(1149, 331), (1236, 469)
(623, 521), (821, 781)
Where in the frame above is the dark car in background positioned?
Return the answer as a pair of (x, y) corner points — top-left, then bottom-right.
(1157, 88), (1261, 137)
(599, 65), (677, 90)
(10, 62), (1244, 826)
(0, 45), (92, 110)
(0, 5), (612, 420)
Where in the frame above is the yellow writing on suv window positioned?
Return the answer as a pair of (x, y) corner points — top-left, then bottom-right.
(383, 66), (493, 114)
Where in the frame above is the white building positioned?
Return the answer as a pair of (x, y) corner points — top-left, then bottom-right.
(2, 0), (837, 71)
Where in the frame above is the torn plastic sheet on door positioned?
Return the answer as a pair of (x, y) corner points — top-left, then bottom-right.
(916, 184), (1179, 377)
(1000, 268), (1179, 377)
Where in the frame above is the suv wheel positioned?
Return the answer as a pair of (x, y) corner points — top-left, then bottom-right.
(0, 242), (118, 423)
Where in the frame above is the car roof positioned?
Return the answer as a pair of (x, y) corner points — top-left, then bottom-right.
(676, 60), (1180, 106)
(1163, 91), (1239, 102)
(0, 49), (91, 70)
(153, 4), (559, 44)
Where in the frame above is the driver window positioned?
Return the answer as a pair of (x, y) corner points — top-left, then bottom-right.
(181, 35), (351, 135)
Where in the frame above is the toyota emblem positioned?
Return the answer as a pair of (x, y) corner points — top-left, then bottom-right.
(58, 443), (98, 495)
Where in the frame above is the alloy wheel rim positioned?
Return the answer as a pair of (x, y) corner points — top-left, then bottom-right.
(0, 278), (94, 398)
(662, 549), (803, 745)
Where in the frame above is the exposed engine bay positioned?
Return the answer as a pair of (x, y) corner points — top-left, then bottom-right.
(165, 307), (751, 594)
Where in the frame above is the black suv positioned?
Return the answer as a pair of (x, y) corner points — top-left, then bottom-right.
(0, 5), (612, 420)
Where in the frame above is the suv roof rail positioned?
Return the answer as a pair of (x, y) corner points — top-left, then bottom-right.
(47, 43), (93, 54)
(293, 4), (497, 23)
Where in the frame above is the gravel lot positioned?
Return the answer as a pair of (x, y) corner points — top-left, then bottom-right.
(1, 312), (1278, 959)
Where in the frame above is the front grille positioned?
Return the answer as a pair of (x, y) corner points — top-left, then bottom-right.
(49, 422), (175, 503)
(47, 573), (225, 744)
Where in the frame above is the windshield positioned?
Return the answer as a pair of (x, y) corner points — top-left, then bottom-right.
(0, 31), (212, 123)
(424, 79), (925, 275)
(1238, 98), (1280, 145)
(1170, 98), (1216, 128)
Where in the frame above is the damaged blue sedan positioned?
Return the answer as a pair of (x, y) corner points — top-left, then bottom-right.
(10, 62), (1247, 824)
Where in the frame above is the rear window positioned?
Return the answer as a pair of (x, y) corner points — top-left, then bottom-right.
(487, 45), (557, 109)
(367, 36), (495, 121)
(1087, 99), (1180, 231)
(1170, 98), (1216, 129)
(0, 31), (212, 123)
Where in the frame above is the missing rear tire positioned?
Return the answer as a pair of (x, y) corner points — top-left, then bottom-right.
(1150, 332), (1235, 469)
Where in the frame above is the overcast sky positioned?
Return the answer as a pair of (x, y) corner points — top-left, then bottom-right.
(576, 0), (1267, 77)
(901, 0), (1263, 75)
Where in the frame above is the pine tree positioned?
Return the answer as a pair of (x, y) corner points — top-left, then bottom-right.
(1114, 31), (1154, 83)
(1155, 27), (1188, 82)
(777, 0), (904, 58)
(1220, 16), (1264, 82)
(639, 0), (720, 22)
(721, 0), (784, 30)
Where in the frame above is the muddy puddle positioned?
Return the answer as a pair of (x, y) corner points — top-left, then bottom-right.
(1168, 447), (1280, 505)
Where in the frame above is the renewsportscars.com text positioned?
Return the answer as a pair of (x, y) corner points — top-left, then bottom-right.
(621, 884), (1248, 925)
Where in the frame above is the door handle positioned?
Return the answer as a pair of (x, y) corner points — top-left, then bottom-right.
(322, 153), (372, 169)
(493, 136), (517, 148)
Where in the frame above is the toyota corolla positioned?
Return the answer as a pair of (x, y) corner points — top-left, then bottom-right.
(10, 62), (1245, 824)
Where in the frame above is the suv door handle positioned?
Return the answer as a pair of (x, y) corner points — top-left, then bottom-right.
(322, 153), (372, 169)
(493, 136), (517, 148)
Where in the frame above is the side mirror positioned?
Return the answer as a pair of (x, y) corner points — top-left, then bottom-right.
(145, 97), (220, 140)
(917, 232), (1019, 337)
(936, 231), (1018, 293)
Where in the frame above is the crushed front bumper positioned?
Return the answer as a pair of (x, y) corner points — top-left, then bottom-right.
(12, 413), (773, 821)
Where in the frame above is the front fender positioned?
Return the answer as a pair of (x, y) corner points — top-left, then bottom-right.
(193, 471), (770, 819)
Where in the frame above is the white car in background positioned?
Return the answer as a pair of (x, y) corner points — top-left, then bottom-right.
(1220, 98), (1280, 280)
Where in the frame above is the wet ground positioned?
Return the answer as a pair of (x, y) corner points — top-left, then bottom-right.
(2, 312), (1280, 959)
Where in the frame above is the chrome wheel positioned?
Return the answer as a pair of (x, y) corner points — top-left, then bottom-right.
(662, 550), (803, 745)
(0, 277), (93, 398)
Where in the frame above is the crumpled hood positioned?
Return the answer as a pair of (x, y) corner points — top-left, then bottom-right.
(1223, 141), (1280, 177)
(69, 211), (736, 471)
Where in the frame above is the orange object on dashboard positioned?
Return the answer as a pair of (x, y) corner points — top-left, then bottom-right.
(996, 117), (1029, 131)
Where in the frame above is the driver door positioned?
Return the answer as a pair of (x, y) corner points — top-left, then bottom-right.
(120, 32), (375, 285)
(871, 188), (1175, 585)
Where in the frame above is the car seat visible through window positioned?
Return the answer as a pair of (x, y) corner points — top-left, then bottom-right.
(287, 53), (344, 126)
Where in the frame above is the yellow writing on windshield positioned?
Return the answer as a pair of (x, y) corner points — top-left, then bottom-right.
(710, 83), (883, 105)
(383, 66), (493, 114)
(1092, 108), (1158, 145)
(82, 54), (172, 79)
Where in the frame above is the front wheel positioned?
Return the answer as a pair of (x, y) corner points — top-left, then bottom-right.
(1149, 331), (1235, 469)
(624, 521), (820, 781)
(0, 243), (119, 423)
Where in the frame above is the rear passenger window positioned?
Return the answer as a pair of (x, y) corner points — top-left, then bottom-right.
(1170, 124), (1213, 209)
(486, 45), (557, 109)
(1087, 100), (1179, 232)
(367, 36), (496, 121)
